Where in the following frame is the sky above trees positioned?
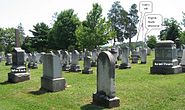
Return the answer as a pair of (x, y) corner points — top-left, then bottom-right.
(1, 0), (185, 41)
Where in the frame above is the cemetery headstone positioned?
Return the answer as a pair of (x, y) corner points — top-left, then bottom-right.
(119, 46), (131, 69)
(8, 47), (30, 83)
(93, 51), (120, 108)
(5, 53), (12, 65)
(151, 40), (182, 74)
(131, 51), (139, 64)
(91, 49), (98, 67)
(147, 48), (151, 55)
(69, 50), (81, 72)
(110, 48), (119, 68)
(62, 51), (70, 71)
(180, 49), (185, 72)
(82, 51), (93, 74)
(41, 53), (66, 92)
(140, 48), (147, 64)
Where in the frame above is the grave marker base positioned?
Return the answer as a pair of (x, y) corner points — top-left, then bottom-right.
(8, 72), (30, 83)
(93, 93), (120, 108)
(41, 76), (66, 92)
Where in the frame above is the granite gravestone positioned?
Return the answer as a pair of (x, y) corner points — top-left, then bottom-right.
(131, 51), (139, 64)
(119, 46), (131, 69)
(41, 53), (66, 92)
(180, 49), (185, 72)
(140, 48), (147, 64)
(28, 53), (38, 69)
(8, 48), (30, 83)
(93, 51), (120, 108)
(5, 53), (12, 65)
(110, 48), (119, 68)
(150, 40), (182, 74)
(91, 49), (98, 67)
(62, 51), (70, 71)
(69, 50), (81, 72)
(82, 51), (93, 74)
(147, 48), (151, 55)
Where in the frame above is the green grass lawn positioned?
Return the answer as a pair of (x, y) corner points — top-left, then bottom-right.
(1, 52), (185, 110)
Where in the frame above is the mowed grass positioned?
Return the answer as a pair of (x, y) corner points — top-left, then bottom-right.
(1, 52), (185, 110)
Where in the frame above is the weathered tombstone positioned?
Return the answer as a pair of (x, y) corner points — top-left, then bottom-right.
(150, 40), (182, 74)
(69, 50), (81, 72)
(35, 52), (41, 64)
(140, 48), (147, 64)
(110, 48), (119, 68)
(82, 51), (93, 74)
(147, 48), (151, 55)
(41, 53), (66, 92)
(5, 53), (12, 65)
(177, 49), (183, 64)
(131, 51), (139, 64)
(28, 53), (38, 69)
(32, 53), (38, 69)
(8, 47), (30, 83)
(39, 52), (46, 63)
(62, 51), (70, 71)
(91, 49), (98, 67)
(0, 52), (3, 62)
(79, 51), (83, 60)
(93, 51), (120, 108)
(180, 49), (185, 72)
(119, 46), (131, 69)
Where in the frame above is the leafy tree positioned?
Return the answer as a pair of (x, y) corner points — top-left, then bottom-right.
(124, 4), (139, 52)
(50, 9), (80, 50)
(158, 18), (181, 42)
(107, 1), (128, 42)
(76, 3), (115, 50)
(29, 22), (50, 52)
(0, 28), (16, 54)
(21, 36), (34, 53)
(146, 35), (157, 49)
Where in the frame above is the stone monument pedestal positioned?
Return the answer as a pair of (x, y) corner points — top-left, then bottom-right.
(150, 40), (182, 74)
(82, 68), (93, 74)
(119, 63), (131, 69)
(151, 65), (182, 74)
(93, 93), (120, 108)
(41, 76), (66, 92)
(91, 61), (97, 67)
(69, 64), (81, 72)
(62, 64), (70, 71)
(8, 67), (30, 83)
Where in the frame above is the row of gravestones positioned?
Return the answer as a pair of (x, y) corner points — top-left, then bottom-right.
(6, 47), (120, 108)
(3, 46), (150, 74)
(5, 40), (185, 108)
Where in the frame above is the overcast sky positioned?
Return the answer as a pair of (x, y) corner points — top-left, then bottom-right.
(1, 0), (185, 41)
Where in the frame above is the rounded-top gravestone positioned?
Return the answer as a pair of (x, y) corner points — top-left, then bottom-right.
(93, 51), (120, 108)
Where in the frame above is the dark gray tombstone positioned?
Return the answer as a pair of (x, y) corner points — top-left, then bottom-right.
(93, 51), (120, 108)
(82, 51), (93, 74)
(62, 51), (70, 71)
(69, 50), (81, 72)
(8, 48), (30, 83)
(181, 49), (185, 72)
(41, 53), (66, 92)
(131, 51), (139, 64)
(119, 46), (131, 69)
(5, 53), (12, 65)
(28, 53), (38, 69)
(150, 40), (182, 74)
(91, 49), (98, 67)
(110, 48), (119, 68)
(140, 48), (147, 64)
(147, 48), (151, 55)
